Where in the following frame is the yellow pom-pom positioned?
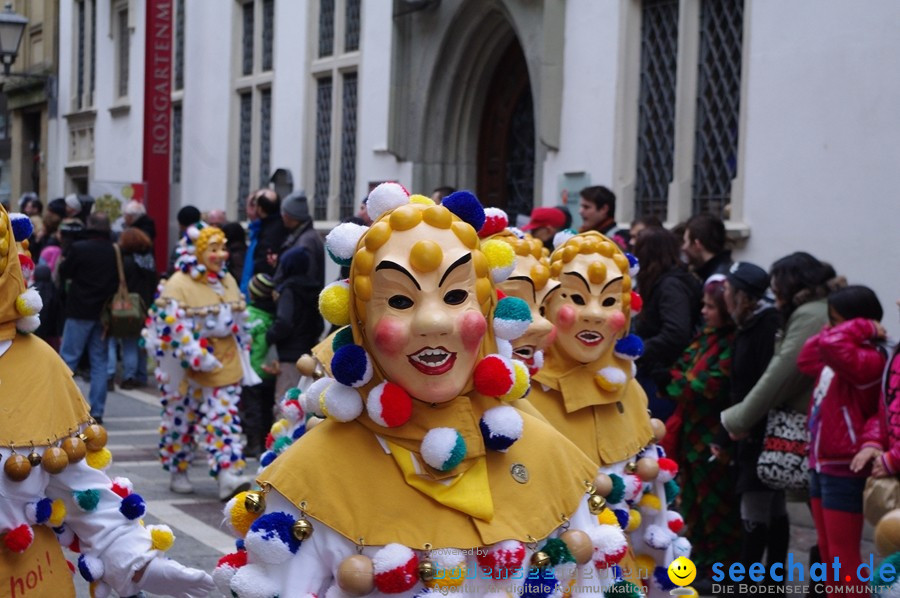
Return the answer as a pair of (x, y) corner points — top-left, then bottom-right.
(85, 448), (112, 470)
(638, 493), (662, 513)
(626, 508), (642, 532)
(165, 315), (176, 324)
(409, 194), (435, 206)
(427, 565), (467, 588)
(270, 418), (289, 438)
(319, 281), (351, 326)
(149, 524), (175, 551)
(228, 491), (261, 537)
(500, 359), (530, 402)
(49, 499), (67, 527)
(597, 508), (619, 527)
(481, 239), (516, 281)
(634, 553), (655, 579)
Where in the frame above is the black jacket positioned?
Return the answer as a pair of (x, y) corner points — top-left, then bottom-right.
(694, 250), (732, 284)
(266, 275), (324, 362)
(122, 249), (159, 308)
(33, 265), (62, 339)
(252, 214), (288, 277)
(634, 268), (702, 387)
(59, 231), (118, 320)
(130, 215), (157, 242)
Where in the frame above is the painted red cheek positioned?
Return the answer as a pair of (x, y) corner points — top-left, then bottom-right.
(373, 318), (409, 355)
(460, 311), (487, 350)
(557, 305), (576, 330)
(608, 311), (627, 332)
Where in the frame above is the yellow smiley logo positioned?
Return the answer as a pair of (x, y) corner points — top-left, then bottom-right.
(667, 556), (697, 587)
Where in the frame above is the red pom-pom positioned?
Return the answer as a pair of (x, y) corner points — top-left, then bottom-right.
(630, 291), (643, 314)
(373, 544), (418, 593)
(69, 536), (81, 553)
(67, 560), (76, 574)
(495, 289), (507, 301)
(473, 355), (514, 397)
(657, 457), (678, 483)
(18, 254), (34, 278)
(367, 381), (413, 428)
(110, 482), (131, 498)
(478, 208), (509, 238)
(217, 550), (248, 569)
(4, 524), (34, 553)
(666, 511), (684, 533)
(476, 540), (525, 579)
(265, 433), (275, 450)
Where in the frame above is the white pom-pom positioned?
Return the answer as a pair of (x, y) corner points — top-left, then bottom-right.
(588, 524), (628, 568)
(480, 406), (523, 452)
(533, 350), (544, 370)
(78, 553), (105, 582)
(623, 473), (643, 502)
(644, 524), (676, 550)
(303, 377), (333, 417)
(186, 225), (200, 240)
(16, 314), (40, 333)
(111, 477), (134, 494)
(496, 338), (513, 359)
(212, 562), (240, 596)
(553, 229), (576, 250)
(281, 400), (304, 424)
(322, 383), (364, 422)
(420, 427), (465, 471)
(325, 222), (368, 264)
(16, 288), (42, 316)
(230, 563), (280, 598)
(325, 587), (352, 598)
(366, 182), (409, 221)
(595, 366), (627, 392)
(671, 536), (692, 558)
(372, 543), (416, 574)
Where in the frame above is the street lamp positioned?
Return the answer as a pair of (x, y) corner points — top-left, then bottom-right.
(0, 3), (27, 77)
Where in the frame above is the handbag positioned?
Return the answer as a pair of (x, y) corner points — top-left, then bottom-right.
(103, 245), (147, 338)
(863, 476), (900, 526)
(756, 407), (810, 490)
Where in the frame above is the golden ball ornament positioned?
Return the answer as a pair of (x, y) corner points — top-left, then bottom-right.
(636, 457), (660, 481)
(588, 494), (607, 514)
(593, 473), (613, 497)
(292, 517), (314, 541)
(41, 447), (69, 474)
(4, 454), (32, 481)
(337, 554), (375, 596)
(244, 491), (266, 514)
(624, 461), (638, 474)
(560, 530), (593, 565)
(83, 425), (108, 451)
(61, 436), (87, 463)
(650, 418), (666, 442)
(27, 450), (42, 467)
(296, 354), (318, 377)
(531, 551), (551, 569)
(418, 560), (436, 582)
(875, 509), (900, 555)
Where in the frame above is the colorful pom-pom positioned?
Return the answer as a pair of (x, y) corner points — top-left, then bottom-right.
(110, 477), (133, 498)
(319, 280), (351, 327)
(664, 479), (680, 504)
(666, 510), (684, 533)
(478, 207), (508, 238)
(77, 554), (104, 582)
(441, 191), (485, 232)
(25, 498), (53, 525)
(49, 499), (66, 527)
(281, 400), (304, 424)
(638, 493), (662, 516)
(553, 229), (577, 250)
(521, 568), (558, 598)
(653, 565), (676, 591)
(322, 383), (364, 422)
(259, 451), (277, 467)
(630, 291), (643, 314)
(18, 254), (34, 279)
(427, 549), (466, 589)
(332, 326), (354, 352)
(15, 288), (42, 316)
(626, 509), (642, 533)
(229, 562), (280, 598)
(372, 543), (419, 594)
(10, 212), (33, 241)
(613, 334), (644, 361)
(421, 427), (466, 472)
(542, 537), (575, 566)
(245, 512), (303, 564)
(493, 296), (532, 340)
(119, 493), (146, 520)
(4, 524), (34, 553)
(16, 314), (40, 334)
(606, 473), (626, 504)
(613, 508), (630, 530)
(85, 448), (112, 470)
(303, 377), (333, 418)
(366, 182), (410, 222)
(473, 354), (515, 397)
(595, 366), (627, 392)
(326, 222), (368, 266)
(479, 405), (524, 452)
(224, 492), (262, 537)
(626, 253), (640, 277)
(148, 524), (175, 551)
(622, 473), (643, 503)
(597, 508), (619, 527)
(657, 457), (678, 483)
(671, 536), (692, 558)
(644, 524), (676, 550)
(589, 524), (628, 568)
(213, 550), (248, 595)
(477, 540), (525, 580)
(331, 344), (373, 388)
(73, 489), (101, 512)
(480, 238), (516, 283)
(367, 381), (413, 428)
(500, 359), (530, 402)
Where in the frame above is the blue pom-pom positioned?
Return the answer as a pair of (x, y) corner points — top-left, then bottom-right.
(331, 344), (373, 388)
(10, 213), (33, 242)
(33, 498), (52, 524)
(614, 334), (644, 360)
(479, 405), (523, 452)
(119, 493), (146, 520)
(613, 508), (630, 529)
(626, 252), (640, 277)
(653, 566), (676, 591)
(522, 568), (558, 598)
(292, 425), (305, 440)
(235, 538), (245, 550)
(441, 191), (485, 232)
(332, 326), (354, 352)
(260, 451), (277, 467)
(77, 554), (103, 582)
(249, 511), (303, 554)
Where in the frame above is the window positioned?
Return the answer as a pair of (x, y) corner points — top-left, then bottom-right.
(311, 0), (361, 221)
(174, 0), (185, 91)
(114, 1), (130, 99)
(172, 103), (183, 183)
(233, 0), (275, 218)
(73, 0), (97, 110)
(171, 0), (185, 183)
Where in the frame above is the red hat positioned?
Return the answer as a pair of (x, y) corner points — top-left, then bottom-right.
(521, 207), (565, 231)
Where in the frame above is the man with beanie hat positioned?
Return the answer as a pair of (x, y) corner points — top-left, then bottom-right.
(276, 191), (324, 287)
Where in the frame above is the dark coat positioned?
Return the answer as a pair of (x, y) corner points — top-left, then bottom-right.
(58, 231), (118, 320)
(33, 264), (63, 339)
(130, 214), (157, 242)
(122, 249), (159, 308)
(266, 274), (324, 363)
(276, 220), (324, 287)
(252, 214), (288, 277)
(694, 250), (733, 284)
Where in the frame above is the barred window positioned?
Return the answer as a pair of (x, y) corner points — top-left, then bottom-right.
(262, 0), (275, 70)
(339, 73), (358, 219)
(74, 0), (97, 110)
(115, 4), (130, 99)
(241, 1), (254, 76)
(319, 0), (335, 57)
(172, 103), (183, 183)
(237, 92), (253, 218)
(174, 0), (185, 90)
(314, 78), (333, 221)
(345, 0), (360, 52)
(259, 88), (272, 187)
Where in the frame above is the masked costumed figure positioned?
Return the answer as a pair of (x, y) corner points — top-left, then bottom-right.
(0, 206), (213, 597)
(214, 185), (640, 597)
(528, 231), (689, 596)
(144, 223), (260, 500)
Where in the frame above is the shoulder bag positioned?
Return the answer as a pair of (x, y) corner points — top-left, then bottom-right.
(103, 245), (147, 338)
(756, 407), (809, 491)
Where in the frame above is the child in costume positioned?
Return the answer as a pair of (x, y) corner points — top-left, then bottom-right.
(0, 206), (213, 597)
(215, 185), (636, 597)
(528, 231), (689, 596)
(143, 223), (260, 499)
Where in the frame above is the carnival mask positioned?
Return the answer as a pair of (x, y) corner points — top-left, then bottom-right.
(197, 231), (229, 275)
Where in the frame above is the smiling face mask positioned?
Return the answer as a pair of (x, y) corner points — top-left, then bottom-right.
(196, 228), (229, 275)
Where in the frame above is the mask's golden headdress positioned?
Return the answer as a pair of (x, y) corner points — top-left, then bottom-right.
(0, 206), (42, 340)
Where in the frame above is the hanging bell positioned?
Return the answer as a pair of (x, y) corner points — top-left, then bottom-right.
(418, 559), (436, 582)
(243, 491), (266, 514)
(337, 554), (375, 596)
(292, 517), (314, 541)
(624, 461), (638, 474)
(42, 446), (70, 474)
(588, 494), (607, 514)
(4, 453), (32, 481)
(83, 425), (108, 452)
(61, 436), (87, 463)
(27, 449), (42, 467)
(530, 550), (551, 569)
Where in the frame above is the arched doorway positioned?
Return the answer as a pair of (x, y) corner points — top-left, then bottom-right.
(476, 38), (534, 224)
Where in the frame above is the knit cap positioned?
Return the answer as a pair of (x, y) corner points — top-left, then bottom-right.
(249, 273), (275, 300)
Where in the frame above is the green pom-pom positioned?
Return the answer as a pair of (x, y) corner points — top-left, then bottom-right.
(610, 580), (642, 598)
(542, 537), (574, 566)
(273, 436), (293, 454)
(873, 552), (900, 587)
(73, 489), (101, 512)
(494, 296), (531, 323)
(665, 479), (680, 504)
(332, 326), (354, 352)
(285, 387), (301, 400)
(607, 473), (626, 504)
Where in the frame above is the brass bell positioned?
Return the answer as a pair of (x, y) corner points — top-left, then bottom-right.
(4, 453), (32, 482)
(244, 491), (266, 514)
(27, 450), (42, 467)
(588, 494), (607, 514)
(531, 550), (551, 569)
(292, 517), (314, 541)
(418, 559), (436, 582)
(624, 461), (637, 474)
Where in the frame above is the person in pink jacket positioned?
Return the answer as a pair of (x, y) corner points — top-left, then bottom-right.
(798, 285), (886, 598)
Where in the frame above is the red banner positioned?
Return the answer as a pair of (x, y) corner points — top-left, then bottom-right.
(142, 0), (172, 273)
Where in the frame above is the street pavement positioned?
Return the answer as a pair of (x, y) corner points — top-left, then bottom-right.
(68, 380), (879, 598)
